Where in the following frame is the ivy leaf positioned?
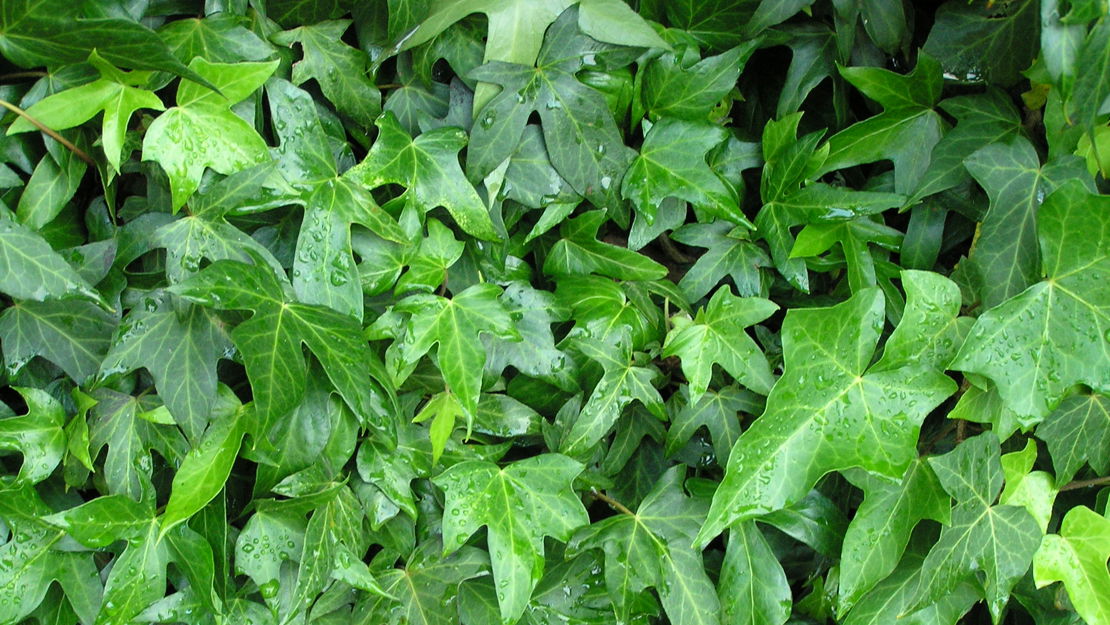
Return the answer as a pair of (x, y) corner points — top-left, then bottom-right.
(641, 43), (757, 120)
(560, 335), (665, 457)
(872, 269), (970, 372)
(816, 55), (944, 194)
(88, 388), (188, 500)
(664, 385), (761, 468)
(554, 275), (659, 348)
(951, 181), (1110, 420)
(569, 467), (720, 625)
(43, 495), (151, 548)
(0, 386), (65, 484)
(355, 540), (488, 625)
(622, 118), (749, 227)
(696, 288), (956, 546)
(1033, 506), (1110, 625)
(98, 293), (230, 441)
(0, 299), (115, 384)
(1036, 392), (1110, 484)
(663, 286), (778, 399)
(413, 390), (466, 463)
(922, 0), (1038, 87)
(544, 210), (667, 281)
(161, 409), (243, 535)
(910, 432), (1041, 622)
(719, 520), (791, 625)
(484, 281), (573, 383)
(346, 111), (498, 241)
(466, 8), (636, 208)
(837, 459), (950, 615)
(7, 63), (163, 172)
(434, 454), (589, 623)
(391, 283), (518, 424)
(671, 221), (772, 301)
(272, 20), (381, 126)
(98, 520), (171, 625)
(963, 138), (1090, 308)
(158, 14), (274, 63)
(171, 259), (395, 437)
(356, 424), (432, 520)
(0, 216), (104, 305)
(142, 58), (278, 210)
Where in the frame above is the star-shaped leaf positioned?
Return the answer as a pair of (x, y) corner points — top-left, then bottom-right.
(391, 283), (519, 423)
(663, 286), (777, 399)
(951, 180), (1110, 420)
(7, 58), (163, 172)
(272, 20), (380, 126)
(434, 453), (589, 624)
(641, 43), (757, 120)
(671, 220), (772, 302)
(171, 259), (395, 437)
(664, 385), (761, 468)
(1036, 392), (1110, 484)
(0, 215), (103, 305)
(88, 388), (188, 500)
(696, 288), (956, 546)
(142, 58), (278, 210)
(346, 111), (497, 240)
(622, 118), (746, 226)
(158, 14), (274, 63)
(561, 335), (665, 457)
(0, 299), (115, 384)
(544, 210), (667, 281)
(466, 8), (636, 208)
(1033, 506), (1110, 625)
(98, 292), (230, 441)
(909, 432), (1041, 622)
(568, 467), (720, 625)
(0, 387), (65, 484)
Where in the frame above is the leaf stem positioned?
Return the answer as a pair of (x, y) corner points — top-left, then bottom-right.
(590, 488), (634, 516)
(1059, 475), (1110, 492)
(0, 98), (95, 165)
(0, 71), (48, 81)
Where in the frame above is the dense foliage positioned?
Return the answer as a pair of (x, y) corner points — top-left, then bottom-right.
(0, 0), (1108, 623)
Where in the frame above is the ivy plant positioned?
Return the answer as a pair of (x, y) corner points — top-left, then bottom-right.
(0, 1), (1109, 624)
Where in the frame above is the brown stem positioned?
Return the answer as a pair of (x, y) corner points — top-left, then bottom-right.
(590, 488), (634, 516)
(955, 419), (967, 444)
(1059, 475), (1110, 492)
(657, 233), (692, 264)
(0, 71), (48, 81)
(0, 98), (95, 165)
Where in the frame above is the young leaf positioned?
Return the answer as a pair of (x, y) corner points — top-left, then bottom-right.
(544, 210), (668, 281)
(161, 409), (244, 535)
(434, 454), (589, 623)
(1033, 506), (1110, 625)
(697, 289), (956, 546)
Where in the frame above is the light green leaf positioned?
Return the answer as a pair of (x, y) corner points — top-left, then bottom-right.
(0, 299), (115, 384)
(561, 336), (665, 457)
(622, 118), (747, 226)
(142, 58), (278, 210)
(485, 281), (573, 382)
(44, 495), (151, 548)
(1033, 506), (1110, 625)
(697, 288), (956, 546)
(544, 210), (667, 281)
(0, 386), (66, 484)
(434, 454), (589, 623)
(391, 283), (518, 423)
(356, 423), (432, 520)
(951, 181), (1110, 420)
(0, 216), (103, 305)
(272, 20), (380, 125)
(663, 286), (777, 399)
(346, 111), (498, 241)
(873, 270), (970, 372)
(569, 467), (720, 625)
(719, 520), (791, 625)
(97, 520), (170, 625)
(413, 390), (465, 463)
(1000, 439), (1057, 533)
(161, 409), (243, 536)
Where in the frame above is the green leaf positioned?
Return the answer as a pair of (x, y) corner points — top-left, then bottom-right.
(641, 43), (758, 120)
(671, 221), (772, 301)
(569, 467), (720, 625)
(0, 299), (115, 384)
(391, 283), (518, 423)
(88, 388), (188, 500)
(346, 111), (498, 241)
(911, 432), (1042, 622)
(44, 495), (151, 548)
(951, 181), (1110, 420)
(1033, 506), (1110, 625)
(544, 210), (667, 281)
(356, 424), (432, 520)
(0, 386), (65, 484)
(97, 520), (170, 625)
(665, 385), (761, 468)
(466, 8), (636, 208)
(622, 118), (749, 227)
(171, 259), (395, 438)
(99, 293), (230, 440)
(837, 459), (950, 615)
(158, 15), (274, 63)
(697, 288), (956, 546)
(560, 336), (665, 457)
(16, 140), (86, 228)
(142, 58), (278, 210)
(663, 286), (777, 399)
(434, 454), (589, 623)
(873, 270), (970, 372)
(922, 0), (1039, 87)
(963, 138), (1090, 308)
(413, 390), (465, 463)
(1036, 392), (1110, 484)
(0, 216), (103, 305)
(718, 519), (791, 625)
(485, 282), (573, 382)
(356, 539), (488, 625)
(272, 20), (381, 126)
(161, 409), (243, 536)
